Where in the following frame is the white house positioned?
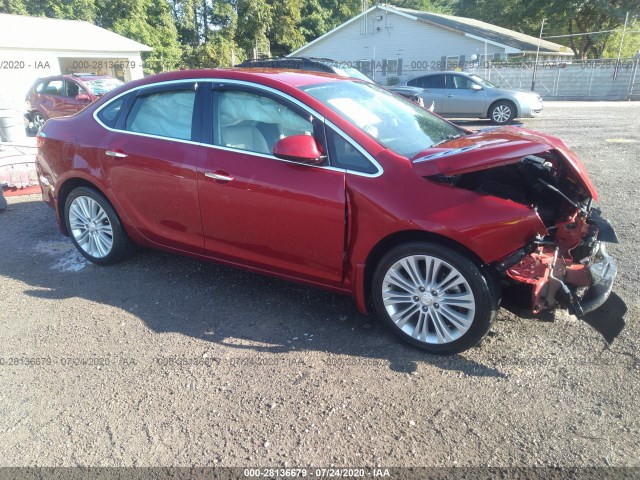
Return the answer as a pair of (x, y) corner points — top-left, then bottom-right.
(0, 13), (151, 104)
(289, 5), (573, 84)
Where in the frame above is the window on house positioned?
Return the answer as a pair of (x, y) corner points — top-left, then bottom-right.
(359, 60), (372, 77)
(386, 59), (398, 76)
(446, 56), (460, 70)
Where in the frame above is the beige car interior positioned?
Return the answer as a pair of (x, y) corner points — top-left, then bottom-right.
(218, 91), (312, 155)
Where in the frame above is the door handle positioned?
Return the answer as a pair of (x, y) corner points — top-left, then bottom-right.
(205, 171), (234, 182)
(445, 94), (454, 97)
(105, 150), (128, 158)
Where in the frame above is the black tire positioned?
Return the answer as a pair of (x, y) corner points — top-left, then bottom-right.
(372, 242), (497, 354)
(489, 100), (516, 125)
(64, 187), (134, 265)
(31, 111), (46, 132)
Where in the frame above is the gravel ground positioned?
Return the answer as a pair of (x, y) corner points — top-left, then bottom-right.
(0, 102), (638, 470)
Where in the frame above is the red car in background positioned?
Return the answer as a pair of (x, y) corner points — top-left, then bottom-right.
(35, 69), (617, 354)
(25, 73), (123, 131)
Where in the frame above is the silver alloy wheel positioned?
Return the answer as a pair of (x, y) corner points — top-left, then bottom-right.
(492, 104), (512, 124)
(68, 196), (114, 258)
(32, 112), (46, 131)
(381, 255), (476, 344)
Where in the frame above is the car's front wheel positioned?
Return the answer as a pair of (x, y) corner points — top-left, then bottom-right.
(64, 187), (134, 265)
(489, 101), (516, 125)
(372, 242), (497, 354)
(31, 111), (46, 132)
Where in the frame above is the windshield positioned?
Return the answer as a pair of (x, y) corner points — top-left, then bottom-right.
(469, 74), (497, 88)
(332, 66), (374, 83)
(82, 78), (123, 96)
(301, 81), (462, 158)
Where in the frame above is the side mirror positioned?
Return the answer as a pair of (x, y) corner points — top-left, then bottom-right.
(273, 134), (324, 165)
(471, 83), (483, 91)
(76, 94), (90, 102)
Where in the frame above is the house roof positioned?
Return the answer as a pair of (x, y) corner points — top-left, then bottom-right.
(0, 13), (152, 53)
(389, 6), (571, 55)
(290, 4), (572, 57)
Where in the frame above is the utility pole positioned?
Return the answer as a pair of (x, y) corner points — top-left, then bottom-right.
(614, 12), (629, 80)
(531, 19), (545, 91)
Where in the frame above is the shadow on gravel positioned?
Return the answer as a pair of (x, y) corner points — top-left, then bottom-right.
(502, 289), (628, 345)
(1, 199), (505, 378)
(581, 292), (627, 344)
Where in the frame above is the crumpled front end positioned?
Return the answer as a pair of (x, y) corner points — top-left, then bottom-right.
(497, 208), (617, 317)
(424, 139), (618, 318)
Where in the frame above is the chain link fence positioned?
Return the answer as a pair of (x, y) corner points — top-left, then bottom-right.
(482, 58), (640, 100)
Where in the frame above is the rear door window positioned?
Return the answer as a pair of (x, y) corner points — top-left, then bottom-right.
(42, 80), (63, 96)
(422, 75), (445, 89)
(125, 89), (196, 141)
(97, 97), (125, 128)
(409, 75), (445, 89)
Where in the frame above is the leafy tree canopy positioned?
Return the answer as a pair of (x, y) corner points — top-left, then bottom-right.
(1, 0), (638, 70)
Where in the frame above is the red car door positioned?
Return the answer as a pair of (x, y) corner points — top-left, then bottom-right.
(197, 86), (346, 285)
(58, 80), (92, 117)
(99, 82), (204, 252)
(38, 79), (65, 118)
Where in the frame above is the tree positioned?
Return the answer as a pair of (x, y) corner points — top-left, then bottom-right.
(454, 0), (639, 59)
(602, 20), (640, 58)
(266, 0), (305, 57)
(96, 0), (181, 73)
(299, 0), (332, 42)
(182, 0), (243, 68)
(235, 0), (272, 58)
(386, 0), (452, 12)
(23, 0), (97, 21)
(1, 0), (27, 14)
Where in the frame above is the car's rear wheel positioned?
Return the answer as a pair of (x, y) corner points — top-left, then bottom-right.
(64, 187), (134, 265)
(31, 111), (46, 132)
(372, 242), (497, 354)
(489, 101), (515, 125)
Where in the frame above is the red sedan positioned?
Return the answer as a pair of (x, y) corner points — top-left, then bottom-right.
(35, 69), (617, 354)
(26, 74), (123, 131)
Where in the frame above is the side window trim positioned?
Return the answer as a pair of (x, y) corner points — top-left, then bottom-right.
(112, 93), (136, 130)
(445, 74), (457, 89)
(431, 75), (445, 89)
(121, 82), (200, 142)
(323, 121), (379, 175)
(92, 78), (383, 177)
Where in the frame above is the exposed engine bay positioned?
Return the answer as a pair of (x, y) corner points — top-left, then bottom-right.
(429, 150), (618, 317)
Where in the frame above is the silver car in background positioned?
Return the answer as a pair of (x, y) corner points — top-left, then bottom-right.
(399, 71), (543, 124)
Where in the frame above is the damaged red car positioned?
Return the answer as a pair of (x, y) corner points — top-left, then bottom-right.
(35, 69), (617, 354)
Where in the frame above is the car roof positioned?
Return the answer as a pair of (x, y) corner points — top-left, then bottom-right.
(66, 74), (115, 81)
(87, 68), (351, 111)
(35, 74), (115, 83)
(238, 57), (337, 68)
(124, 68), (346, 90)
(416, 71), (474, 76)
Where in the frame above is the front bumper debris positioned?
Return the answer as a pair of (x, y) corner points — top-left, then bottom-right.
(575, 243), (617, 316)
(501, 210), (618, 317)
